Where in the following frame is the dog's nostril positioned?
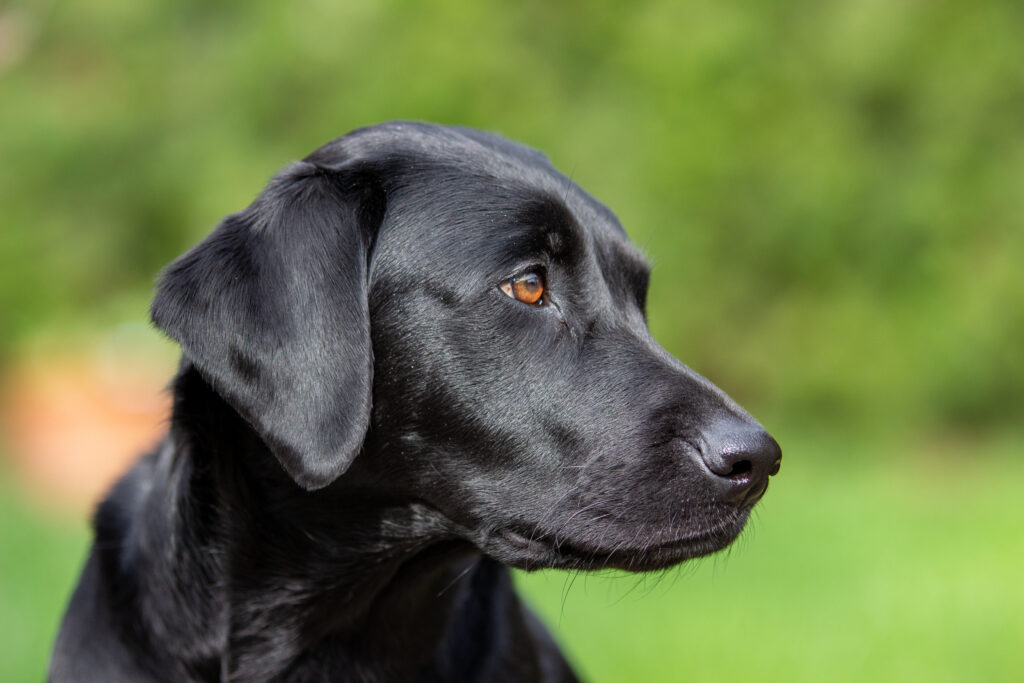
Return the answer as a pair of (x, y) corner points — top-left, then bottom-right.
(725, 459), (752, 479)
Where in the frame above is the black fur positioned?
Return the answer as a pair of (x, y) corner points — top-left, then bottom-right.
(50, 122), (780, 682)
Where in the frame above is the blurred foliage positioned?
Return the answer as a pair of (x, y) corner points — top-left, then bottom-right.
(2, 3), (1023, 682)
(2, 0), (1023, 433)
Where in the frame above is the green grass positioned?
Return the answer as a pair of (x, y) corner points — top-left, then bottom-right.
(2, 429), (1021, 682)
(517, 429), (1024, 682)
(0, 463), (89, 683)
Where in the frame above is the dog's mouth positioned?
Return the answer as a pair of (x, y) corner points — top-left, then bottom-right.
(489, 513), (749, 572)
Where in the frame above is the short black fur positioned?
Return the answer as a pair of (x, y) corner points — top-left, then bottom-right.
(50, 122), (780, 682)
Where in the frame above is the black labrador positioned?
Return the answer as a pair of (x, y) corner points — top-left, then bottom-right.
(50, 122), (781, 682)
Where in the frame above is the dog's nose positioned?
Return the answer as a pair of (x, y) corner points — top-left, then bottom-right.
(699, 419), (781, 507)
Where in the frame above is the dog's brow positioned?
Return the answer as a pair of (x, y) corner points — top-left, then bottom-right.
(623, 249), (652, 281)
(615, 244), (652, 285)
(507, 195), (581, 253)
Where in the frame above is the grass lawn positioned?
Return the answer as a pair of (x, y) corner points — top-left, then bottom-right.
(2, 428), (1021, 682)
(0, 464), (90, 683)
(518, 428), (1024, 682)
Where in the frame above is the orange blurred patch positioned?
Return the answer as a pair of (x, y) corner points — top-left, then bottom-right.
(1, 350), (172, 516)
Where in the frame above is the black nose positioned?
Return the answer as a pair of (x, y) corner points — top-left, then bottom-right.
(699, 419), (781, 507)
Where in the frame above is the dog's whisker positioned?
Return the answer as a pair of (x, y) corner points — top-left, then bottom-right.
(436, 564), (475, 598)
(552, 501), (602, 545)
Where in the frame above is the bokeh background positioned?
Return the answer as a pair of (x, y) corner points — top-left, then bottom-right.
(2, 1), (1022, 680)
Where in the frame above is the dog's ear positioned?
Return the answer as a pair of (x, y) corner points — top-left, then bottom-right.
(151, 162), (383, 490)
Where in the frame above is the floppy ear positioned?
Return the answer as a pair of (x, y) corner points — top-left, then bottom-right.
(151, 161), (383, 490)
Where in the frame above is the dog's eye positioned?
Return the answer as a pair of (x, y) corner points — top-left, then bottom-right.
(500, 271), (545, 306)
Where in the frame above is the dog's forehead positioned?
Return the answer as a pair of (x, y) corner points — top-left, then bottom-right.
(314, 122), (641, 263)
(315, 122), (552, 184)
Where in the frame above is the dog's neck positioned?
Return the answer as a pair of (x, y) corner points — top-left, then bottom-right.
(101, 361), (487, 681)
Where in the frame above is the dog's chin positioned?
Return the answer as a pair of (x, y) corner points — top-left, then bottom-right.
(485, 512), (751, 573)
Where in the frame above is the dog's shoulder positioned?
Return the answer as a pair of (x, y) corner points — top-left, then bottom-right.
(49, 548), (156, 681)
(50, 448), (181, 682)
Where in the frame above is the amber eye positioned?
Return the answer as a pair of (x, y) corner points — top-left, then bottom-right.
(500, 271), (545, 306)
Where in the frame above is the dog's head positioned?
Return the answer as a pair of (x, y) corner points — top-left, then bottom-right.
(152, 122), (780, 572)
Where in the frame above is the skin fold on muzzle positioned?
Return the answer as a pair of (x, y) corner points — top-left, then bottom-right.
(49, 122), (781, 683)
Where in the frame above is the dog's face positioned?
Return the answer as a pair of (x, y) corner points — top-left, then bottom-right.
(153, 122), (780, 573)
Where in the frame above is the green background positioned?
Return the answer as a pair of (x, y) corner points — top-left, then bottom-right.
(1, 1), (1022, 680)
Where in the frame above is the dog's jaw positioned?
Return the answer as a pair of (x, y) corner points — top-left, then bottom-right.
(482, 509), (751, 573)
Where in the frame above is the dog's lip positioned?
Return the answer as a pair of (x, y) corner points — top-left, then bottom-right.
(492, 516), (747, 571)
(742, 479), (770, 507)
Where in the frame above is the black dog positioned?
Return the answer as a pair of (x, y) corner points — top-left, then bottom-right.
(50, 122), (780, 682)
